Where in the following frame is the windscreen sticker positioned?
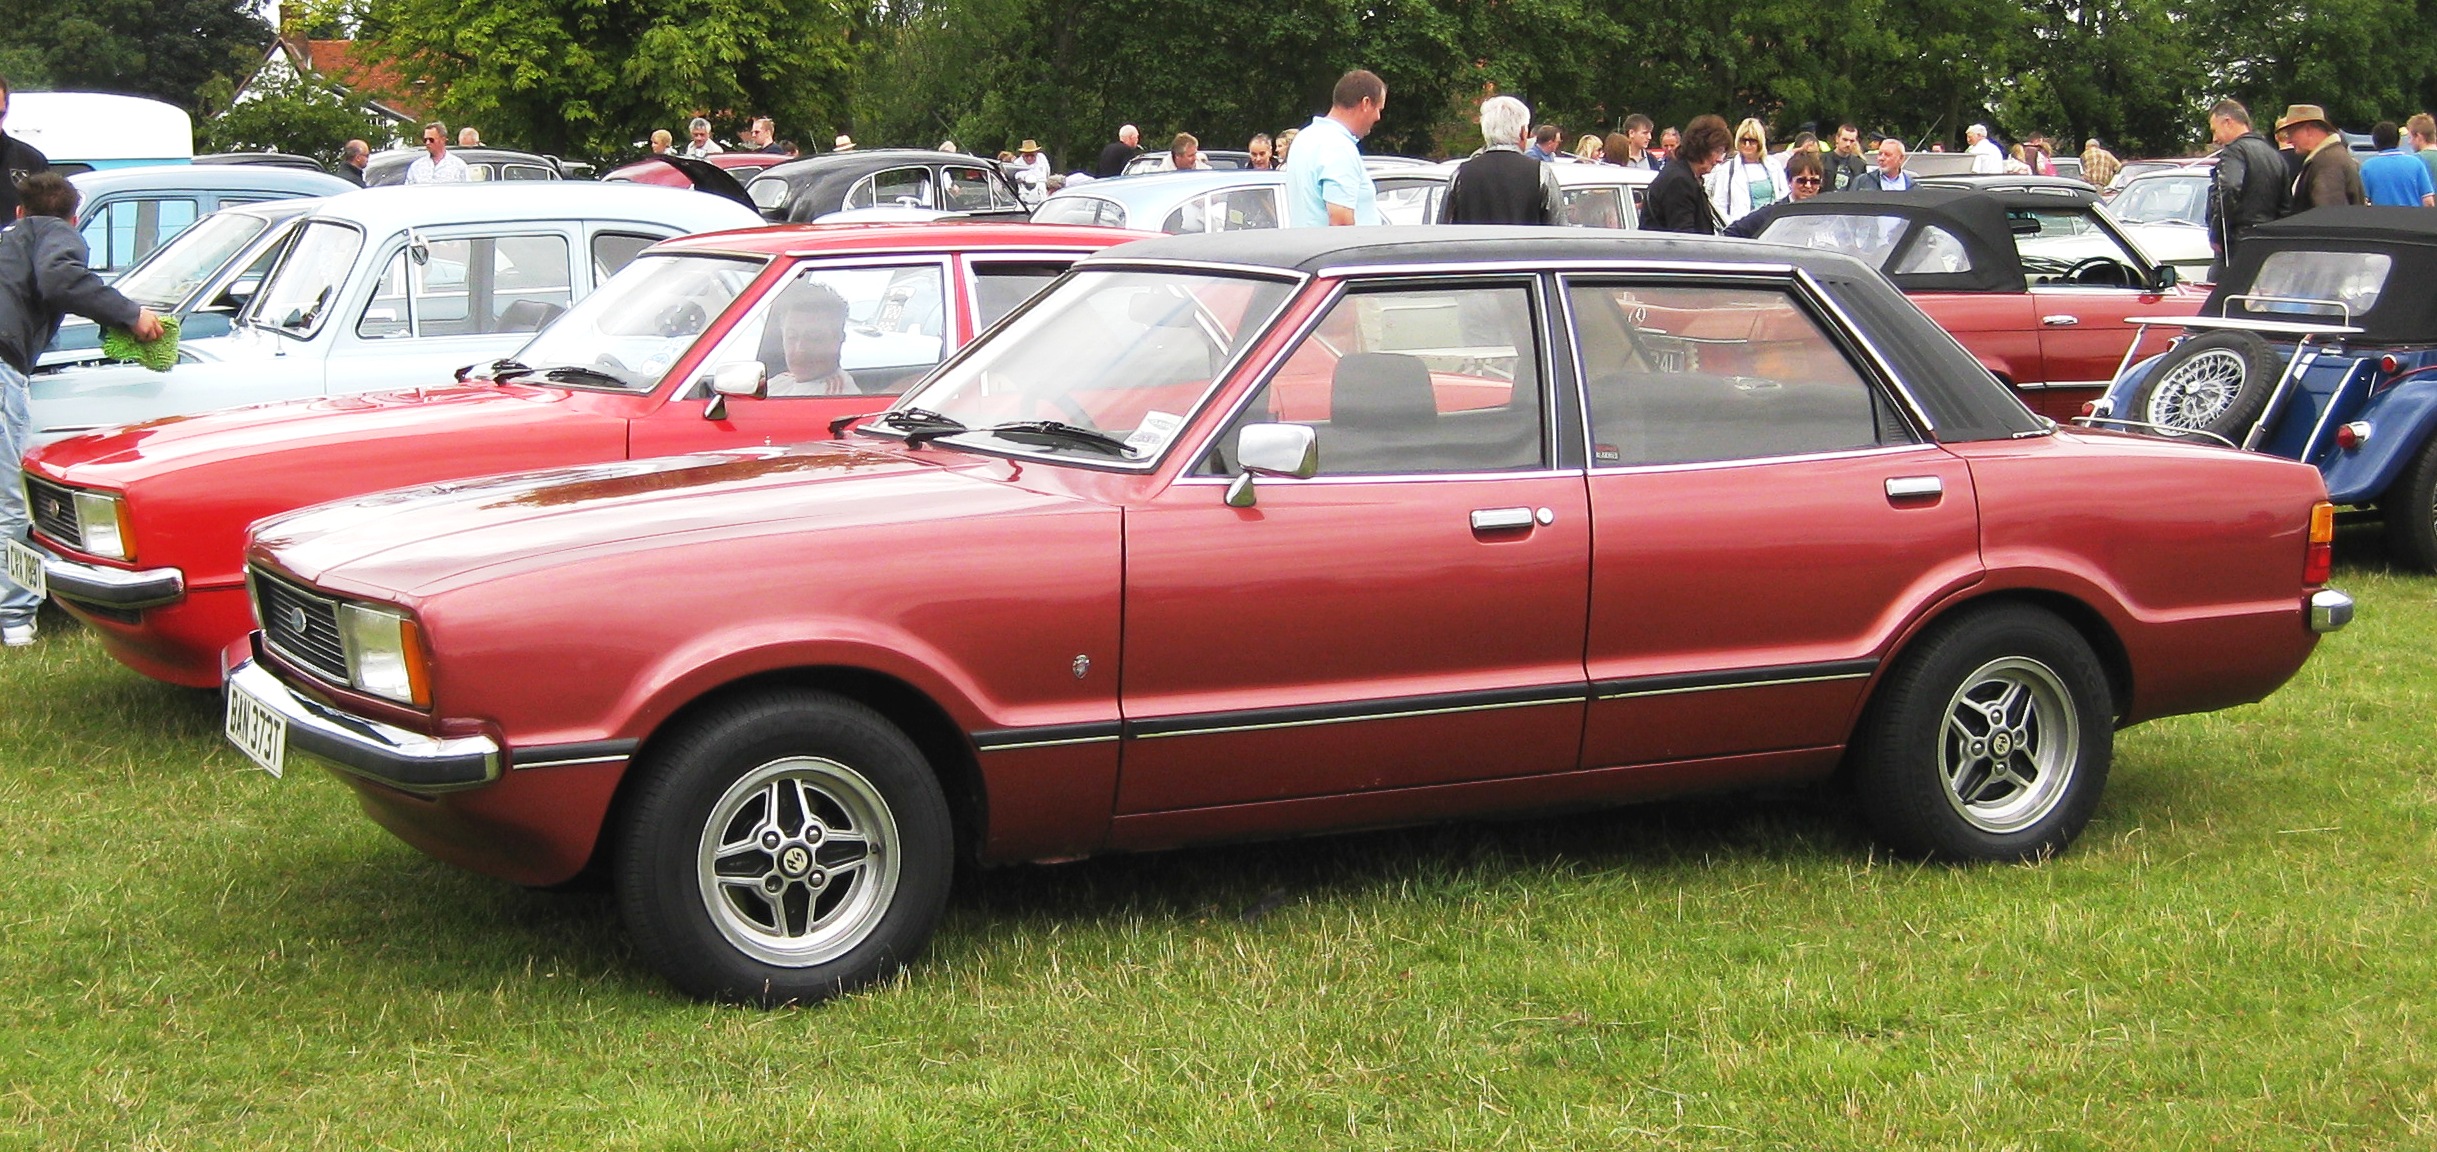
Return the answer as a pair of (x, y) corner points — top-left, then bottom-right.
(1126, 410), (1185, 453)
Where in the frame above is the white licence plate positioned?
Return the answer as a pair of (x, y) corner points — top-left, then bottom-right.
(226, 680), (288, 778)
(3, 538), (44, 599)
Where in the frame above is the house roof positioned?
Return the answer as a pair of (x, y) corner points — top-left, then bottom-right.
(298, 39), (427, 123)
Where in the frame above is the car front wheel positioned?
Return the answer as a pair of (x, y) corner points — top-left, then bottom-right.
(1852, 605), (2113, 862)
(615, 691), (954, 1005)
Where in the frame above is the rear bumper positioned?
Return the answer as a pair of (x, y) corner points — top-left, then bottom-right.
(228, 658), (501, 791)
(2308, 588), (2354, 634)
(35, 542), (184, 609)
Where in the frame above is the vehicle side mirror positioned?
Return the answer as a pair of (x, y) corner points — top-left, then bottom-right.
(1224, 423), (1319, 508)
(2150, 264), (2178, 292)
(703, 361), (767, 420)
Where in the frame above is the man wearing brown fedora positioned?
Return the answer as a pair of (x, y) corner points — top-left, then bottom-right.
(1012, 138), (1050, 206)
(2278, 103), (2366, 212)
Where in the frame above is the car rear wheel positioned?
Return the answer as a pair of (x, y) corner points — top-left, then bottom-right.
(615, 691), (953, 1005)
(1852, 605), (2113, 862)
(2387, 434), (2437, 572)
(2131, 329), (2279, 441)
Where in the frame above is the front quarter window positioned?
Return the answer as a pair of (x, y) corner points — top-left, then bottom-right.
(894, 268), (1294, 463)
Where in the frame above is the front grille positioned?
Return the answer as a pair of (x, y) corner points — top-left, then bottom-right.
(24, 475), (81, 548)
(253, 569), (348, 684)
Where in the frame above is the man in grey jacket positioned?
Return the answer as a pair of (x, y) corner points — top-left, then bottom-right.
(0, 173), (162, 646)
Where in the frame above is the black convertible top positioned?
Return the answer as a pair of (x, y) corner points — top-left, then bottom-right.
(2209, 207), (2437, 343)
(1748, 188), (2026, 293)
(1091, 226), (2044, 442)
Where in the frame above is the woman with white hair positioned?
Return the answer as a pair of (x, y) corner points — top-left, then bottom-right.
(1705, 117), (1788, 225)
(1438, 95), (1563, 225)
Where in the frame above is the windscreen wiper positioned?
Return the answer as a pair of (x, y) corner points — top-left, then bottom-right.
(470, 358), (533, 382)
(532, 365), (627, 387)
(875, 407), (970, 445)
(981, 420), (1138, 457)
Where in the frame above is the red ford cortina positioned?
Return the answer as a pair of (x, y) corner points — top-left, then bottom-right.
(14, 223), (1140, 687)
(221, 227), (2352, 1005)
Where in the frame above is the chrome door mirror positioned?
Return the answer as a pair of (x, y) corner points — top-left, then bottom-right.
(703, 361), (767, 420)
(1224, 422), (1319, 507)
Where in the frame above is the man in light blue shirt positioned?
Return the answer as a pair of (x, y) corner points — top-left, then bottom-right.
(1284, 70), (1387, 227)
(2359, 120), (2437, 207)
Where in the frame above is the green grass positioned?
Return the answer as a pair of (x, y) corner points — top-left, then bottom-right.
(3, 539), (2434, 1149)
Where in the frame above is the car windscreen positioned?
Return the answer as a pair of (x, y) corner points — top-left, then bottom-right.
(507, 253), (766, 390)
(112, 211), (273, 310)
(2109, 177), (2207, 226)
(892, 268), (1294, 464)
(249, 220), (363, 336)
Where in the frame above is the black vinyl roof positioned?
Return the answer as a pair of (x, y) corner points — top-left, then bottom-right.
(1088, 226), (2044, 442)
(2208, 207), (2437, 342)
(752, 150), (1018, 222)
(1744, 188), (2027, 293)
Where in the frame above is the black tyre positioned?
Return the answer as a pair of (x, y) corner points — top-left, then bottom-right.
(2389, 434), (2437, 573)
(1852, 605), (2113, 862)
(2128, 329), (2279, 441)
(615, 690), (954, 1006)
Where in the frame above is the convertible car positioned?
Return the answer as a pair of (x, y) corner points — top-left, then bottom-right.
(2086, 208), (2437, 569)
(1753, 187), (2202, 419)
(11, 223), (1137, 687)
(221, 228), (2344, 1005)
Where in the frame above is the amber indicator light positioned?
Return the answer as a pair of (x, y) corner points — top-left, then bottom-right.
(400, 618), (433, 708)
(2305, 502), (2336, 585)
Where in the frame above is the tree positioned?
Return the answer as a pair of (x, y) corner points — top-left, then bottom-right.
(196, 71), (392, 167)
(2, 0), (266, 115)
(359, 0), (856, 162)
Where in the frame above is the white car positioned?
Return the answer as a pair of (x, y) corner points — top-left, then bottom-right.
(26, 183), (763, 443)
(2105, 168), (2217, 284)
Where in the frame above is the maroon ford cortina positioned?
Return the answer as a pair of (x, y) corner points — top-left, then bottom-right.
(222, 227), (2352, 1005)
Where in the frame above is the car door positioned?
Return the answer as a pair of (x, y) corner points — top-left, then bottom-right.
(1565, 275), (1981, 774)
(333, 224), (583, 394)
(2017, 205), (2177, 411)
(628, 256), (958, 456)
(1118, 275), (1591, 814)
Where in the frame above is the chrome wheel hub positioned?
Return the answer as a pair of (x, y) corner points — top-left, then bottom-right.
(1938, 656), (2080, 834)
(698, 756), (898, 967)
(2144, 348), (2247, 431)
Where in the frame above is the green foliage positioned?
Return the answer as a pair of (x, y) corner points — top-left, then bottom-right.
(0, 0), (265, 115)
(358, 0), (854, 163)
(196, 70), (392, 168)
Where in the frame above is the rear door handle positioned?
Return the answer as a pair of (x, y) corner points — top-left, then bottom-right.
(2041, 314), (2080, 326)
(1471, 507), (1545, 531)
(1885, 476), (1943, 500)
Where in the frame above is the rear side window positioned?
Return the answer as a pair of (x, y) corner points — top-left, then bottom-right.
(1033, 196), (1120, 228)
(1570, 281), (1910, 467)
(591, 231), (661, 279)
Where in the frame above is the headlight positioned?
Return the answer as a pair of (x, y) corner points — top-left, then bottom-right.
(336, 602), (431, 707)
(73, 490), (131, 561)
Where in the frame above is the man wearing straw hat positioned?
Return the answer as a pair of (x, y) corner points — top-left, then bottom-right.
(2277, 103), (2365, 213)
(1011, 138), (1050, 206)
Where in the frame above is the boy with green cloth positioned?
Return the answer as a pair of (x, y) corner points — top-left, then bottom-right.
(0, 172), (163, 646)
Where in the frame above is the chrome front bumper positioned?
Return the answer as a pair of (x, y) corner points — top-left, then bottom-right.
(34, 542), (184, 610)
(2308, 588), (2354, 634)
(227, 659), (501, 791)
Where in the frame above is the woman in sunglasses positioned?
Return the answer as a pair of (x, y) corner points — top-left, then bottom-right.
(1723, 148), (1827, 239)
(1705, 117), (1790, 226)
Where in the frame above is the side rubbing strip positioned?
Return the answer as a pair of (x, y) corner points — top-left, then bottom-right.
(1125, 683), (1585, 741)
(510, 739), (641, 769)
(1592, 659), (1878, 701)
(971, 721), (1124, 751)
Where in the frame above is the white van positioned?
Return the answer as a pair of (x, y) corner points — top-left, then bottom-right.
(5, 92), (193, 174)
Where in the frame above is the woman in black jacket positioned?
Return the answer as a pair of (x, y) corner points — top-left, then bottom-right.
(1641, 115), (1732, 235)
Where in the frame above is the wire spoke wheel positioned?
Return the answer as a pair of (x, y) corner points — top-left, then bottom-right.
(697, 755), (901, 967)
(1937, 656), (2080, 834)
(2142, 347), (2248, 431)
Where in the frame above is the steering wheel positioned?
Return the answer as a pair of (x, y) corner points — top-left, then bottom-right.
(594, 352), (629, 373)
(653, 300), (707, 338)
(2062, 256), (2138, 287)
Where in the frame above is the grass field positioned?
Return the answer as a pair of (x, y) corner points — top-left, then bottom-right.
(2, 542), (2432, 1149)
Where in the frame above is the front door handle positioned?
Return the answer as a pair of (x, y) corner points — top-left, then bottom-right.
(2041, 314), (2081, 327)
(1885, 476), (1944, 501)
(1470, 507), (1547, 531)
